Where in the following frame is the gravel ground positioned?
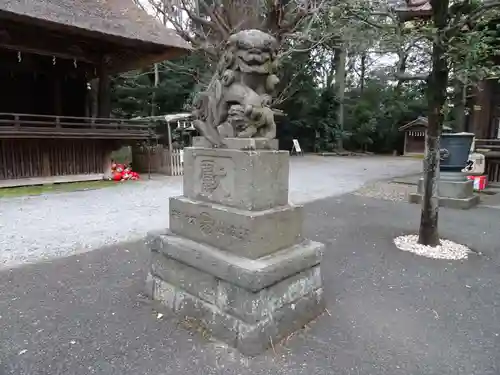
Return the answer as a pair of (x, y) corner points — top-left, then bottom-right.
(354, 181), (417, 201)
(0, 156), (420, 269)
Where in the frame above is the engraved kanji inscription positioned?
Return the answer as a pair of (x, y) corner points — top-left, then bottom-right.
(200, 159), (226, 194)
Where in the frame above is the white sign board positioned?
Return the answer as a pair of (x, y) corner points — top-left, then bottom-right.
(292, 139), (302, 154)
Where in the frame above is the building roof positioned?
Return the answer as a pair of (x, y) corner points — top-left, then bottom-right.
(389, 0), (432, 20)
(399, 117), (453, 132)
(399, 116), (428, 131)
(0, 0), (191, 51)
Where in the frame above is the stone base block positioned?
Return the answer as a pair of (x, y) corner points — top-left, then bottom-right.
(170, 196), (303, 259)
(148, 231), (323, 291)
(149, 273), (324, 356)
(150, 250), (322, 323)
(409, 178), (480, 209)
(147, 231), (325, 355)
(408, 193), (480, 209)
(183, 146), (289, 211)
(417, 178), (475, 199)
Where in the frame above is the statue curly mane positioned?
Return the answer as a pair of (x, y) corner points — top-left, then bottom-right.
(192, 29), (279, 147)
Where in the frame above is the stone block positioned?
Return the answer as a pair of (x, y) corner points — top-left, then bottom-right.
(169, 197), (303, 259)
(237, 288), (325, 356)
(150, 278), (325, 356)
(182, 147), (289, 211)
(217, 266), (322, 324)
(192, 137), (279, 150)
(409, 193), (480, 209)
(150, 252), (218, 304)
(417, 178), (475, 199)
(147, 231), (324, 292)
(410, 178), (480, 209)
(175, 287), (240, 346)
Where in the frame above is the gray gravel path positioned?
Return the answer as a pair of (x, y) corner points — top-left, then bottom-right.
(0, 156), (420, 269)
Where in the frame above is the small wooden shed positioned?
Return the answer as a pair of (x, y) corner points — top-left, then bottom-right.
(399, 117), (453, 156)
(399, 117), (428, 156)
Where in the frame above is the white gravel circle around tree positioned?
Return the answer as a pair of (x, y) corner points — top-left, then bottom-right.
(393, 234), (471, 260)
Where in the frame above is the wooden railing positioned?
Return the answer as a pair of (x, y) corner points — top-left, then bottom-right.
(475, 139), (500, 184)
(0, 113), (152, 140)
(132, 145), (184, 176)
(476, 138), (500, 151)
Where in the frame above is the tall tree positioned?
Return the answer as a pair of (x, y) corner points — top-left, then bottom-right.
(392, 0), (500, 245)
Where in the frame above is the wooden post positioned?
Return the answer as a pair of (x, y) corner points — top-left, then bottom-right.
(42, 150), (51, 177)
(403, 131), (408, 155)
(167, 122), (174, 175)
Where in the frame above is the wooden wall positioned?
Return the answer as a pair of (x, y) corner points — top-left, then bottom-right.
(0, 139), (106, 180)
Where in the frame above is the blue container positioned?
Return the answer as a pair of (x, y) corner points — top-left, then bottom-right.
(439, 133), (474, 173)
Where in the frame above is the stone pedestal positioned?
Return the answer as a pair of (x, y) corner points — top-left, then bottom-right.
(146, 138), (325, 355)
(409, 173), (480, 209)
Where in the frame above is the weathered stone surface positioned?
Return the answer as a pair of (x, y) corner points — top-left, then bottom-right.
(183, 147), (289, 211)
(409, 178), (480, 209)
(192, 137), (279, 150)
(147, 53), (327, 356)
(191, 30), (279, 147)
(150, 251), (321, 323)
(147, 231), (324, 292)
(237, 288), (325, 356)
(150, 251), (218, 304)
(409, 193), (480, 209)
(169, 197), (302, 258)
(144, 272), (155, 299)
(417, 177), (474, 199)
(150, 277), (325, 356)
(217, 266), (322, 324)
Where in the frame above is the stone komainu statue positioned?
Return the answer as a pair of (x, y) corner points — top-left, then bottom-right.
(192, 29), (280, 147)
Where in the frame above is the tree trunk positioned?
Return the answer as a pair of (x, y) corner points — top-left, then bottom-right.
(151, 63), (160, 116)
(360, 52), (367, 93)
(418, 0), (450, 246)
(334, 47), (347, 151)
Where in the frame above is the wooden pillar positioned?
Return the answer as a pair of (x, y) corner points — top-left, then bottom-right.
(403, 131), (408, 155)
(97, 59), (111, 118)
(42, 151), (51, 177)
(470, 80), (492, 138)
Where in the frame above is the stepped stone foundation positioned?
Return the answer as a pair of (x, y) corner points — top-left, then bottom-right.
(146, 137), (325, 355)
(409, 172), (479, 210)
